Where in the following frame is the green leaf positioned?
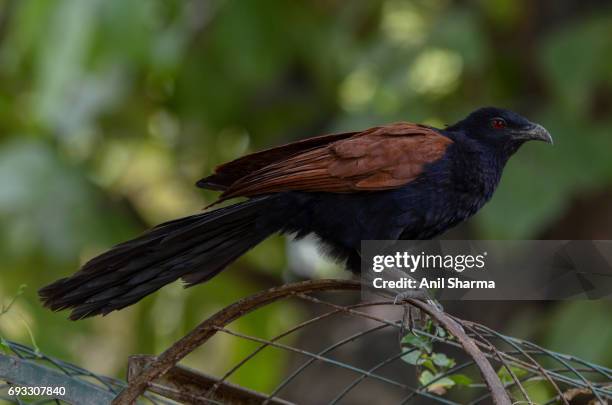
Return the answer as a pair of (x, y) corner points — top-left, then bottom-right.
(401, 348), (423, 365)
(497, 365), (529, 385)
(421, 358), (437, 373)
(435, 325), (447, 338)
(419, 370), (456, 394)
(432, 352), (456, 368)
(418, 370), (436, 385)
(401, 333), (433, 353)
(449, 374), (473, 386)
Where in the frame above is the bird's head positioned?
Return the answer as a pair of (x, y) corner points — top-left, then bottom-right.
(448, 107), (553, 155)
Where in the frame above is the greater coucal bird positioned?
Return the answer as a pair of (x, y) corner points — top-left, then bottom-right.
(40, 107), (552, 319)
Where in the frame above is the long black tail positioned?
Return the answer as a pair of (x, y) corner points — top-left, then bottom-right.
(39, 197), (281, 320)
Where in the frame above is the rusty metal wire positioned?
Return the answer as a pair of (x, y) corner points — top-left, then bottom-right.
(1, 279), (610, 404)
(115, 279), (612, 405)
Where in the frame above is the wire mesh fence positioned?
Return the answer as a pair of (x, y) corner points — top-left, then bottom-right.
(2, 280), (611, 404)
(116, 280), (612, 405)
(0, 340), (171, 405)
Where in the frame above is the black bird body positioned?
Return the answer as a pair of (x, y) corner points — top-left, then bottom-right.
(40, 107), (552, 319)
(267, 129), (506, 270)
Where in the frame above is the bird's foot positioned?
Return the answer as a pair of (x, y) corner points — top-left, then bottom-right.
(393, 289), (428, 304)
(394, 290), (443, 339)
(393, 289), (444, 312)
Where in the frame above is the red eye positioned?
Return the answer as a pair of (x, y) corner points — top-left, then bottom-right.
(490, 118), (507, 129)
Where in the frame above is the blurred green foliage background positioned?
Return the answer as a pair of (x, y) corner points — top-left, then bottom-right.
(0, 0), (611, 399)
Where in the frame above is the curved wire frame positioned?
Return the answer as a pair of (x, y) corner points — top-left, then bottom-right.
(116, 280), (612, 405)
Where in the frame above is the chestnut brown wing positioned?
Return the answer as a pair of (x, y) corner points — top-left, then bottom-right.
(197, 131), (359, 190)
(215, 122), (452, 202)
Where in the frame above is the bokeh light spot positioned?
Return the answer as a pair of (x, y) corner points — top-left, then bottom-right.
(407, 48), (463, 96)
(381, 1), (427, 47)
(339, 66), (379, 112)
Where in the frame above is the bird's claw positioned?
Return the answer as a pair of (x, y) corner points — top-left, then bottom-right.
(398, 304), (414, 339)
(392, 289), (444, 312)
(392, 289), (428, 305)
(426, 298), (444, 312)
(394, 289), (443, 340)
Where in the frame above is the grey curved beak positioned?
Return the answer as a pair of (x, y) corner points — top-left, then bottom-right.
(514, 124), (553, 145)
